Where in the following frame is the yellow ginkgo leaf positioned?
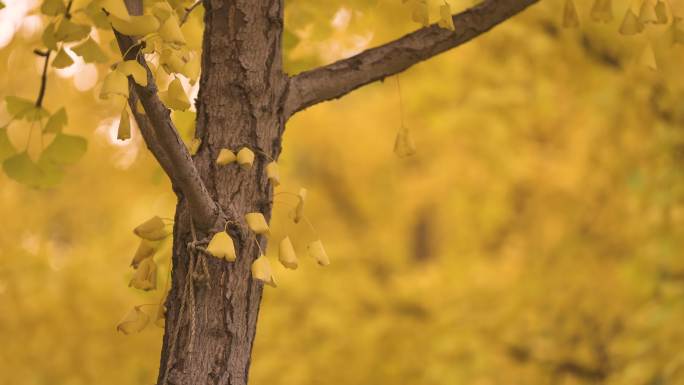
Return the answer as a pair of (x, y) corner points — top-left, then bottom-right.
(42, 22), (58, 50)
(206, 231), (237, 261)
(639, 0), (658, 24)
(671, 17), (684, 45)
(236, 147), (254, 169)
(100, 69), (129, 100)
(54, 17), (90, 42)
(638, 43), (657, 70)
(245, 212), (269, 235)
(293, 187), (306, 224)
(116, 306), (150, 334)
(160, 48), (186, 74)
(118, 60), (148, 87)
(307, 240), (330, 266)
(159, 15), (186, 46)
(590, 0), (613, 23)
(161, 77), (191, 111)
(266, 161), (280, 186)
(654, 0), (668, 24)
(129, 257), (158, 291)
(619, 8), (643, 35)
(52, 48), (74, 69)
(562, 0), (580, 28)
(44, 108), (67, 134)
(182, 53), (201, 84)
(394, 125), (416, 158)
(411, 0), (429, 26)
(438, 4), (455, 31)
(216, 148), (236, 165)
(41, 0), (65, 16)
(118, 108), (131, 140)
(133, 216), (170, 240)
(151, 1), (174, 22)
(109, 14), (160, 36)
(71, 37), (108, 63)
(130, 239), (160, 268)
(251, 255), (277, 287)
(189, 137), (201, 155)
(279, 236), (298, 269)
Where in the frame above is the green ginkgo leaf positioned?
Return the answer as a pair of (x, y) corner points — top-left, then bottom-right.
(42, 134), (87, 165)
(5, 96), (49, 122)
(44, 108), (68, 134)
(52, 48), (74, 69)
(71, 37), (108, 63)
(0, 128), (16, 161)
(3, 152), (43, 187)
(54, 18), (90, 42)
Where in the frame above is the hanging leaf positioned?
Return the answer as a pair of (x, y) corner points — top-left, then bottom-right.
(279, 236), (298, 269)
(251, 256), (277, 287)
(35, 156), (65, 187)
(71, 37), (108, 63)
(160, 48), (186, 74)
(236, 147), (254, 169)
(182, 54), (201, 84)
(133, 216), (170, 240)
(54, 17), (91, 42)
(206, 231), (237, 261)
(116, 306), (150, 334)
(42, 133), (87, 165)
(109, 14), (160, 37)
(638, 43), (657, 70)
(52, 48), (74, 69)
(118, 60), (148, 87)
(245, 212), (270, 235)
(438, 4), (455, 31)
(129, 257), (158, 291)
(590, 0), (613, 23)
(41, 0), (66, 16)
(0, 128), (16, 161)
(42, 22), (58, 50)
(654, 0), (668, 24)
(394, 125), (416, 157)
(562, 0), (580, 28)
(639, 0), (658, 24)
(3, 152), (43, 187)
(44, 108), (68, 134)
(158, 15), (186, 46)
(619, 8), (643, 35)
(5, 96), (49, 122)
(307, 240), (330, 266)
(160, 77), (191, 111)
(216, 149), (236, 165)
(411, 0), (429, 27)
(100, 69), (129, 100)
(293, 187), (307, 224)
(118, 108), (131, 140)
(266, 161), (280, 186)
(130, 239), (160, 268)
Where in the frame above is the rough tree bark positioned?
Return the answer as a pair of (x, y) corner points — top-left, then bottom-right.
(118, 0), (538, 384)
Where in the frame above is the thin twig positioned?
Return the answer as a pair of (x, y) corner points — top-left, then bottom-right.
(180, 1), (202, 25)
(35, 50), (51, 108)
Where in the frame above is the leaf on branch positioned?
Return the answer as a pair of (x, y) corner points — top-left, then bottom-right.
(160, 48), (186, 74)
(133, 216), (170, 241)
(44, 108), (68, 134)
(562, 0), (580, 28)
(159, 15), (186, 46)
(638, 43), (657, 70)
(206, 231), (237, 262)
(117, 108), (131, 140)
(590, 0), (613, 23)
(266, 161), (280, 186)
(3, 152), (43, 187)
(292, 188), (306, 224)
(279, 236), (298, 269)
(307, 240), (330, 266)
(129, 257), (158, 291)
(42, 23), (58, 50)
(216, 148), (236, 165)
(438, 4), (455, 31)
(639, 0), (658, 24)
(236, 147), (254, 169)
(394, 125), (417, 158)
(109, 14), (160, 37)
(100, 69), (129, 100)
(52, 48), (74, 69)
(245, 212), (270, 235)
(619, 8), (643, 35)
(5, 96), (49, 122)
(42, 133), (87, 165)
(130, 239), (160, 268)
(54, 17), (90, 42)
(116, 306), (150, 334)
(0, 128), (16, 161)
(251, 256), (277, 287)
(118, 60), (148, 87)
(159, 77), (190, 111)
(411, 0), (429, 27)
(71, 37), (108, 63)
(654, 0), (668, 24)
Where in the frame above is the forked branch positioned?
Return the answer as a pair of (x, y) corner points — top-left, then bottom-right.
(285, 0), (538, 117)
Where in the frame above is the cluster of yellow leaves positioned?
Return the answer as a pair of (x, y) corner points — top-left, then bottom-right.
(403, 0), (455, 31)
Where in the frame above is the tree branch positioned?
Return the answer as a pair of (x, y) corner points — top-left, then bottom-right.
(118, 0), (220, 229)
(285, 0), (538, 117)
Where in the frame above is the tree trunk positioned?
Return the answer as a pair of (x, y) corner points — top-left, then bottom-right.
(157, 1), (287, 384)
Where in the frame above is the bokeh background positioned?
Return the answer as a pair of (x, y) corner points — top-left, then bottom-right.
(3, 0), (684, 384)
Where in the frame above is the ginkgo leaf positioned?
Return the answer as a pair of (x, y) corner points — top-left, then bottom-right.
(100, 69), (129, 99)
(41, 0), (66, 16)
(5, 96), (49, 122)
(654, 0), (668, 24)
(245, 212), (270, 235)
(411, 0), (429, 26)
(438, 4), (455, 31)
(151, 1), (174, 22)
(394, 125), (416, 158)
(3, 152), (43, 187)
(216, 149), (236, 165)
(189, 138), (201, 155)
(278, 236), (298, 269)
(639, 0), (658, 24)
(182, 54), (201, 84)
(52, 48), (74, 69)
(206, 231), (237, 261)
(118, 108), (131, 140)
(133, 216), (170, 240)
(619, 8), (643, 35)
(71, 37), (108, 63)
(562, 0), (580, 28)
(159, 15), (186, 46)
(307, 240), (330, 266)
(43, 108), (67, 134)
(671, 17), (684, 45)
(236, 147), (254, 169)
(590, 0), (613, 23)
(0, 1), (5, 10)
(116, 306), (150, 334)
(266, 161), (280, 186)
(35, 156), (65, 187)
(42, 22), (58, 50)
(160, 48), (186, 74)
(54, 17), (90, 42)
(0, 128), (16, 161)
(129, 257), (158, 291)
(109, 14), (160, 37)
(83, 0), (110, 29)
(160, 77), (190, 110)
(251, 255), (277, 287)
(118, 60), (148, 87)
(638, 43), (657, 70)
(130, 239), (160, 268)
(142, 35), (162, 54)
(42, 134), (87, 165)
(293, 187), (306, 224)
